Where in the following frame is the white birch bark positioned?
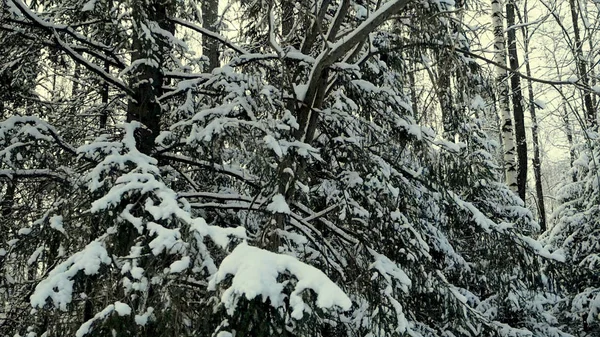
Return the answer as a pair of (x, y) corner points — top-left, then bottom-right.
(491, 0), (518, 193)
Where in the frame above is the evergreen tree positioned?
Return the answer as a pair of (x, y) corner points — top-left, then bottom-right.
(545, 135), (600, 336)
(0, 0), (571, 336)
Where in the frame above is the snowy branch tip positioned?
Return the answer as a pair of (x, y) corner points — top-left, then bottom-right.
(209, 242), (352, 319)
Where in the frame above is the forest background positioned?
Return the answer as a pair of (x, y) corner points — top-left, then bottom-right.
(1, 0), (600, 336)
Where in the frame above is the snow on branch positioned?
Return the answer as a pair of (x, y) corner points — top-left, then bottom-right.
(0, 115), (78, 168)
(82, 122), (246, 250)
(448, 191), (565, 262)
(8, 0), (133, 96)
(298, 0), (412, 141)
(169, 17), (249, 55)
(75, 302), (131, 337)
(30, 241), (111, 310)
(209, 242), (352, 319)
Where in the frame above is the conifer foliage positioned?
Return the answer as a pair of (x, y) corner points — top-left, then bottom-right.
(0, 0), (571, 336)
(545, 135), (600, 336)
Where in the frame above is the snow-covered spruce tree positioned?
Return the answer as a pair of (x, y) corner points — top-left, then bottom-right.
(545, 133), (600, 336)
(1, 0), (569, 336)
(381, 3), (570, 335)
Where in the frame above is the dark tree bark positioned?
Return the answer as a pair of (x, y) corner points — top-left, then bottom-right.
(99, 0), (112, 129)
(126, 0), (174, 153)
(437, 55), (457, 139)
(506, 0), (527, 202)
(569, 0), (596, 129)
(202, 0), (220, 71)
(408, 67), (419, 120)
(588, 38), (597, 109)
(562, 106), (577, 172)
(519, 1), (546, 231)
(525, 69), (546, 231)
(99, 60), (109, 129)
(1, 180), (15, 218)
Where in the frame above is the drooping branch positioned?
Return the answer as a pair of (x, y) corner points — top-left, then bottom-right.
(169, 17), (249, 55)
(157, 153), (261, 188)
(0, 169), (68, 182)
(8, 0), (135, 97)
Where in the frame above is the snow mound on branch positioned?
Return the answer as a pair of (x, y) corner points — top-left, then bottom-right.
(30, 241), (111, 310)
(49, 215), (65, 234)
(82, 122), (246, 251)
(209, 242), (351, 319)
(76, 304), (114, 337)
(169, 256), (191, 273)
(135, 307), (154, 326)
(75, 301), (130, 337)
(266, 194), (291, 214)
(368, 249), (412, 292)
(114, 301), (131, 316)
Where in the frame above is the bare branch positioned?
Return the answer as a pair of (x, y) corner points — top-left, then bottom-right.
(169, 17), (250, 55)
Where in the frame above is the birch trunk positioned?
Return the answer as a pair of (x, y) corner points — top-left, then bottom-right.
(506, 0), (527, 202)
(491, 0), (518, 193)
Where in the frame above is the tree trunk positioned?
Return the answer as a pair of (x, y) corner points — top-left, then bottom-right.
(491, 0), (518, 192)
(100, 59), (109, 129)
(437, 56), (457, 139)
(202, 0), (220, 71)
(588, 37), (597, 109)
(127, 0), (174, 153)
(1, 180), (15, 218)
(520, 5), (546, 231)
(562, 105), (577, 171)
(506, 0), (527, 202)
(569, 0), (596, 129)
(99, 0), (113, 129)
(408, 66), (419, 120)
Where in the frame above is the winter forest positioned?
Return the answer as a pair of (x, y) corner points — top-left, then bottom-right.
(1, 0), (600, 335)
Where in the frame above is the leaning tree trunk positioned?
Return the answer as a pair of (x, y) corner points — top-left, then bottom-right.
(491, 0), (518, 193)
(506, 0), (527, 202)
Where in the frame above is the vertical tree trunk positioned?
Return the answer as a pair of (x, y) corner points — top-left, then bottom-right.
(562, 106), (577, 170)
(202, 0), (220, 71)
(1, 180), (15, 218)
(587, 38), (597, 109)
(100, 60), (109, 129)
(127, 0), (174, 153)
(525, 59), (546, 231)
(438, 59), (456, 139)
(569, 0), (596, 129)
(99, 0), (112, 129)
(506, 0), (527, 202)
(408, 67), (419, 120)
(491, 0), (518, 192)
(520, 7), (546, 231)
(71, 63), (80, 98)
